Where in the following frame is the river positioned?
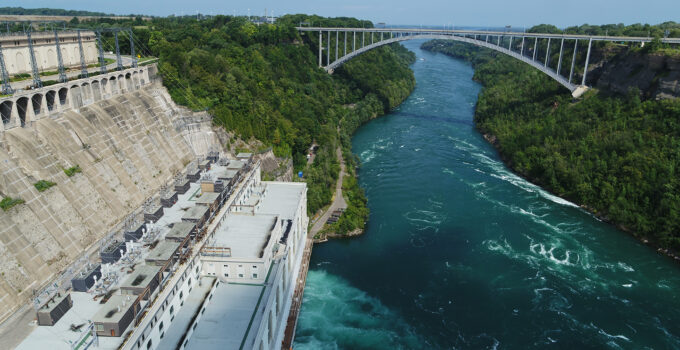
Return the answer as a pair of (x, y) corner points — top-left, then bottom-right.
(293, 40), (680, 349)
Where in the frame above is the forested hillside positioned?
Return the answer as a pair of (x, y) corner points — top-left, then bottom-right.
(69, 14), (415, 233)
(422, 35), (680, 252)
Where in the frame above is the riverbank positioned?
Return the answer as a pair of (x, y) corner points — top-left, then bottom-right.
(421, 38), (680, 260)
(295, 39), (680, 349)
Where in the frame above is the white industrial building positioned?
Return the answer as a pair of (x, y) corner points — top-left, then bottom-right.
(16, 157), (309, 350)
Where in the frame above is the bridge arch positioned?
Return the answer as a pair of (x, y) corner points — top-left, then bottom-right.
(31, 93), (43, 117)
(16, 97), (29, 127)
(45, 90), (57, 112)
(58, 87), (69, 106)
(0, 101), (12, 125)
(324, 34), (576, 92)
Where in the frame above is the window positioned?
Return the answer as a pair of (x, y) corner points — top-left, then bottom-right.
(252, 265), (257, 269)
(95, 324), (104, 331)
(171, 315), (175, 322)
(224, 272), (229, 277)
(201, 308), (206, 314)
(193, 323), (197, 330)
(146, 339), (152, 349)
(179, 291), (184, 300)
(160, 332), (165, 339)
(170, 306), (174, 315)
(238, 274), (244, 278)
(159, 322), (164, 331)
(252, 273), (258, 279)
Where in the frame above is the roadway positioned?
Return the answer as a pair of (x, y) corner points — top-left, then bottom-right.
(297, 27), (680, 44)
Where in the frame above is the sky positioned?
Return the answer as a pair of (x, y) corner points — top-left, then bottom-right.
(9, 0), (680, 28)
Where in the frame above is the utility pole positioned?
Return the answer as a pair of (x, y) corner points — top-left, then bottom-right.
(0, 43), (13, 95)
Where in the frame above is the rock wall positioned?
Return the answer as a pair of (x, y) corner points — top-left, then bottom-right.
(0, 85), (222, 322)
(592, 50), (680, 99)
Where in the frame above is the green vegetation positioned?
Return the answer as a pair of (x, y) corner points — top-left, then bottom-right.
(34, 180), (56, 192)
(63, 165), (82, 177)
(422, 37), (680, 251)
(136, 14), (414, 224)
(0, 7), (112, 17)
(0, 197), (24, 211)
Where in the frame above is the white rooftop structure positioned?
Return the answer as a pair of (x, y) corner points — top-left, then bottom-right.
(212, 214), (278, 258)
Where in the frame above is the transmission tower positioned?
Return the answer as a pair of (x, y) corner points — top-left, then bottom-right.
(53, 29), (67, 83)
(26, 30), (42, 88)
(0, 43), (13, 95)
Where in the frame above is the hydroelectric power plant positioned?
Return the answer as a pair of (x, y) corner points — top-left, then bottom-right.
(0, 27), (311, 350)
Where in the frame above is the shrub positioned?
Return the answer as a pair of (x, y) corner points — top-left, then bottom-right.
(34, 180), (56, 192)
(64, 165), (82, 177)
(0, 197), (24, 211)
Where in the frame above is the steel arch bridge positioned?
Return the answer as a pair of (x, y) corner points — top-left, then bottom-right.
(297, 27), (680, 98)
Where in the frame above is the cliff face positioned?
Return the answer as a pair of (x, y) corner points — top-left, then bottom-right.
(0, 86), (223, 321)
(593, 50), (680, 99)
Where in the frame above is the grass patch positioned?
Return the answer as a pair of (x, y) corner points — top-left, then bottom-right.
(34, 180), (56, 192)
(0, 197), (24, 211)
(63, 165), (82, 177)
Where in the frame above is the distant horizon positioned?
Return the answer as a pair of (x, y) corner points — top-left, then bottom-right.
(5, 1), (680, 28)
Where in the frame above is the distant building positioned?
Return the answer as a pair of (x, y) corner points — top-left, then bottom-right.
(0, 31), (98, 76)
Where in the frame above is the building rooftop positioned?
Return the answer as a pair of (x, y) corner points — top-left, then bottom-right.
(119, 265), (161, 289)
(145, 241), (181, 262)
(184, 283), (264, 350)
(92, 294), (136, 325)
(217, 169), (239, 180)
(258, 182), (306, 220)
(182, 205), (209, 221)
(211, 214), (277, 258)
(165, 222), (195, 241)
(227, 160), (245, 170)
(196, 192), (220, 206)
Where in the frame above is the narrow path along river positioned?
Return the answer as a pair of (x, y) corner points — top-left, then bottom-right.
(293, 40), (680, 349)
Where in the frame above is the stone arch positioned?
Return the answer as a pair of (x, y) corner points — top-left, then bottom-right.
(45, 90), (57, 111)
(117, 74), (125, 91)
(91, 80), (102, 101)
(101, 78), (108, 95)
(61, 47), (69, 65)
(0, 101), (12, 125)
(58, 87), (69, 106)
(132, 71), (139, 89)
(31, 93), (43, 116)
(125, 72), (133, 91)
(70, 85), (83, 108)
(16, 97), (29, 127)
(47, 49), (57, 68)
(109, 76), (118, 93)
(15, 52), (26, 73)
(81, 82), (91, 103)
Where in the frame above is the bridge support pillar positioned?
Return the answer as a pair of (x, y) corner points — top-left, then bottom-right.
(520, 37), (525, 56)
(544, 38), (551, 67)
(327, 31), (330, 66)
(318, 31), (322, 67)
(344, 31), (347, 56)
(353, 31), (356, 52)
(362, 32), (365, 48)
(532, 37), (538, 61)
(335, 31), (339, 61)
(569, 39), (578, 83)
(582, 38), (593, 86)
(508, 36), (513, 51)
(497, 35), (501, 46)
(557, 38), (564, 75)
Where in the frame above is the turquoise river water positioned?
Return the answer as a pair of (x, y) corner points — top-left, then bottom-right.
(293, 40), (680, 349)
